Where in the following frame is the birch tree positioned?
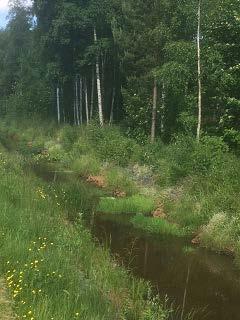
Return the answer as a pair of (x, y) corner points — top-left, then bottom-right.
(75, 76), (80, 126)
(85, 78), (89, 125)
(151, 78), (157, 143)
(56, 86), (61, 124)
(90, 67), (95, 120)
(94, 27), (104, 126)
(79, 76), (83, 125)
(196, 0), (202, 142)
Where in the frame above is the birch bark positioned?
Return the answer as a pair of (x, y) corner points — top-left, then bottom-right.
(90, 67), (95, 120)
(79, 76), (83, 125)
(197, 0), (202, 142)
(56, 87), (60, 124)
(151, 78), (157, 143)
(94, 27), (104, 126)
(85, 78), (89, 125)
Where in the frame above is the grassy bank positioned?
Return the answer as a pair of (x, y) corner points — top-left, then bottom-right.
(0, 146), (173, 319)
(1, 119), (240, 262)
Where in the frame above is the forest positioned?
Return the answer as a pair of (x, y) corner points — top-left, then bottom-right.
(0, 0), (240, 319)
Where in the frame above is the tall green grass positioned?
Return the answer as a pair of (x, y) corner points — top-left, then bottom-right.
(131, 215), (186, 237)
(97, 195), (155, 215)
(0, 147), (171, 319)
(1, 119), (240, 263)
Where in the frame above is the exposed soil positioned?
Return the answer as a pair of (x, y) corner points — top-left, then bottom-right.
(86, 175), (106, 188)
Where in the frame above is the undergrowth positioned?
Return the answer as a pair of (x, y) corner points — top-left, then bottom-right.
(1, 119), (240, 263)
(0, 147), (171, 319)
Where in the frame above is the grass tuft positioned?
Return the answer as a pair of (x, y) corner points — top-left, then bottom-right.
(97, 195), (155, 215)
(131, 215), (186, 237)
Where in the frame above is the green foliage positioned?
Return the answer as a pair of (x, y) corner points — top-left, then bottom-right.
(88, 125), (141, 166)
(158, 135), (229, 183)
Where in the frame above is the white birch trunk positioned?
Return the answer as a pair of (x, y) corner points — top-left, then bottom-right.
(79, 76), (83, 125)
(101, 54), (105, 109)
(197, 0), (202, 142)
(85, 78), (89, 125)
(151, 78), (157, 143)
(56, 87), (60, 124)
(73, 99), (76, 125)
(75, 78), (80, 126)
(161, 82), (165, 135)
(94, 27), (104, 126)
(90, 67), (95, 120)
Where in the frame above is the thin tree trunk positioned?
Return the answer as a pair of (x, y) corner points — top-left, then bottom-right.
(73, 99), (76, 125)
(94, 26), (104, 126)
(101, 54), (105, 110)
(85, 78), (89, 125)
(151, 78), (157, 143)
(63, 107), (66, 124)
(75, 77), (80, 126)
(109, 87), (115, 125)
(90, 67), (95, 120)
(79, 76), (83, 125)
(56, 87), (60, 124)
(161, 82), (165, 135)
(197, 0), (202, 142)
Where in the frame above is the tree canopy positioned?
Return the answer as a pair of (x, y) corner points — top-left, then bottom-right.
(0, 0), (239, 148)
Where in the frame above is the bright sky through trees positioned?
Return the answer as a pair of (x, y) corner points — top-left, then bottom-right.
(0, 0), (8, 27)
(0, 0), (32, 28)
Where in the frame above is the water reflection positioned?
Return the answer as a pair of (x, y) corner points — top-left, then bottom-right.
(92, 216), (240, 320)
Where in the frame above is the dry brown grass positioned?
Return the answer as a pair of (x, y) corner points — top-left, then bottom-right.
(0, 279), (15, 320)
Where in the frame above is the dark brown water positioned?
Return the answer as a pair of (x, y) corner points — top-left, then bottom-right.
(92, 215), (240, 320)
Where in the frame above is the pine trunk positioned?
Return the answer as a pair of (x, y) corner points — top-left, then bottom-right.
(197, 0), (202, 142)
(151, 78), (157, 143)
(94, 27), (104, 126)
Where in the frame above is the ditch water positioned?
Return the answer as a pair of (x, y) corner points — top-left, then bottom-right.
(90, 215), (240, 320)
(34, 166), (240, 320)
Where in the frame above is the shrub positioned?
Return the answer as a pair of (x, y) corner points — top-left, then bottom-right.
(87, 124), (141, 166)
(160, 135), (229, 183)
(191, 136), (229, 174)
